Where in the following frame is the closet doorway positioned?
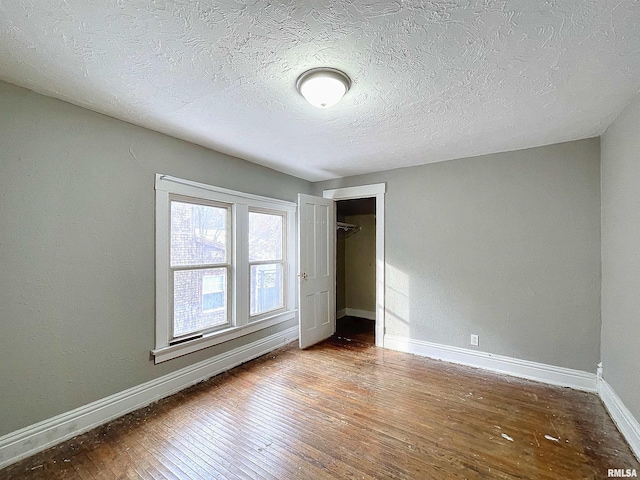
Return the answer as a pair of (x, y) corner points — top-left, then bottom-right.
(323, 183), (385, 348)
(336, 198), (376, 345)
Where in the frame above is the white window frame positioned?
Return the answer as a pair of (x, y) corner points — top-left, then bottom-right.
(248, 208), (287, 321)
(169, 196), (232, 340)
(153, 174), (297, 363)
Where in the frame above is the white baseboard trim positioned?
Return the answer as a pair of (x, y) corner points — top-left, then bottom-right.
(342, 308), (375, 321)
(337, 308), (347, 319)
(0, 326), (299, 470)
(599, 379), (640, 462)
(384, 335), (597, 392)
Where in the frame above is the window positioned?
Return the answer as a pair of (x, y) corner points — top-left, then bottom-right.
(154, 174), (297, 363)
(202, 275), (225, 313)
(249, 210), (285, 317)
(170, 199), (230, 338)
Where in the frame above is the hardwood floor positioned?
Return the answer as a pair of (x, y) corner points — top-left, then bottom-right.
(336, 316), (376, 345)
(2, 320), (638, 479)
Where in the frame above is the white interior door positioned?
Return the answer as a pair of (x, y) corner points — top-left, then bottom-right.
(298, 193), (336, 349)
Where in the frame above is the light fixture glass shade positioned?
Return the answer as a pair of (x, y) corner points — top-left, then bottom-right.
(296, 68), (351, 108)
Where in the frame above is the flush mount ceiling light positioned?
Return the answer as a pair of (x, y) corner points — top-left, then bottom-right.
(296, 67), (351, 108)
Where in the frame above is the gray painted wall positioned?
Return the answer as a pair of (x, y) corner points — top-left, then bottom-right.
(601, 92), (640, 422)
(315, 139), (602, 372)
(0, 81), (311, 436)
(344, 214), (376, 313)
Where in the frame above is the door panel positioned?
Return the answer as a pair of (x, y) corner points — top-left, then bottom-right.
(298, 194), (335, 349)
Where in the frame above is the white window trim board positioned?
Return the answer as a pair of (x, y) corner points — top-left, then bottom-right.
(152, 310), (297, 363)
(156, 174), (297, 210)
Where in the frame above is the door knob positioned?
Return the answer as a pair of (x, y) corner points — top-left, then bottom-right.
(299, 272), (308, 280)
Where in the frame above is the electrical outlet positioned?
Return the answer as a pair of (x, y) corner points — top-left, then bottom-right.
(470, 334), (479, 346)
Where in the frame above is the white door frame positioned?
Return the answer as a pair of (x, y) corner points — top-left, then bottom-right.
(323, 184), (385, 347)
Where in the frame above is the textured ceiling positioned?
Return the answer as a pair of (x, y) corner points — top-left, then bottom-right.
(1, 1), (640, 181)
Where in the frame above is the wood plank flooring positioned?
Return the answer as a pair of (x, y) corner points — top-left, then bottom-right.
(1, 317), (638, 479)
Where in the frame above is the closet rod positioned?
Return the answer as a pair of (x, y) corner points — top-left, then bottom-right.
(336, 221), (360, 232)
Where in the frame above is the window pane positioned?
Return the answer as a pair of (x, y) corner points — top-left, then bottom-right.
(250, 264), (283, 316)
(173, 268), (227, 337)
(171, 201), (227, 267)
(202, 275), (224, 312)
(249, 212), (283, 261)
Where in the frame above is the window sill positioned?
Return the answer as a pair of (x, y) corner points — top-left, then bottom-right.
(152, 310), (297, 364)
